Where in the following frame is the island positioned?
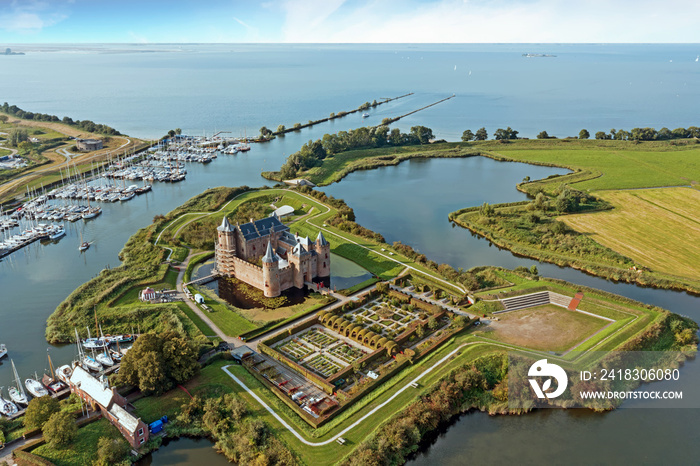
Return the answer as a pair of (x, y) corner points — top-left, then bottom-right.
(12, 172), (694, 464)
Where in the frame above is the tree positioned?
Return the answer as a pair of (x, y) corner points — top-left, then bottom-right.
(474, 127), (488, 141)
(43, 411), (77, 447)
(530, 265), (538, 276)
(671, 127), (689, 139)
(534, 192), (547, 210)
(578, 129), (590, 139)
(494, 127), (518, 140)
(461, 129), (474, 141)
(175, 128), (182, 135)
(416, 325), (425, 339)
(657, 127), (672, 140)
(276, 124), (286, 133)
(118, 332), (199, 395)
(479, 202), (495, 217)
(428, 316), (439, 330)
(96, 437), (130, 465)
(537, 131), (549, 139)
(595, 131), (608, 140)
(24, 396), (60, 429)
(409, 126), (434, 144)
(137, 351), (168, 395)
(0, 115), (7, 123)
(167, 129), (176, 138)
(259, 126), (273, 138)
(8, 128), (27, 147)
(17, 140), (33, 154)
(522, 176), (530, 183)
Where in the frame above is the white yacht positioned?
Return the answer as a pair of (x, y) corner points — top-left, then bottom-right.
(0, 343), (6, 359)
(8, 360), (28, 406)
(55, 365), (73, 384)
(49, 225), (66, 240)
(0, 388), (19, 417)
(25, 377), (49, 398)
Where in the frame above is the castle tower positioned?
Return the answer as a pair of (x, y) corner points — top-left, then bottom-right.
(216, 217), (236, 276)
(262, 241), (281, 297)
(315, 231), (331, 277)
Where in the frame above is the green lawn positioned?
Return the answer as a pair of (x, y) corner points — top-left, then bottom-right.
(494, 145), (700, 191)
(176, 302), (217, 337)
(32, 419), (128, 466)
(196, 291), (258, 336)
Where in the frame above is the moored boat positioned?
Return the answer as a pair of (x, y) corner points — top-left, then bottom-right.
(0, 388), (19, 417)
(0, 343), (6, 359)
(96, 352), (114, 367)
(9, 360), (28, 406)
(82, 355), (102, 372)
(25, 377), (49, 398)
(55, 365), (73, 384)
(49, 226), (66, 240)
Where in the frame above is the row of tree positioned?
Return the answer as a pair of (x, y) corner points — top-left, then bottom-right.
(466, 126), (700, 141)
(1, 102), (122, 136)
(279, 125), (434, 179)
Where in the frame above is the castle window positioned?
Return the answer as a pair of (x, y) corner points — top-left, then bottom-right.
(138, 428), (144, 436)
(323, 262), (326, 267)
(325, 254), (328, 259)
(140, 437), (145, 444)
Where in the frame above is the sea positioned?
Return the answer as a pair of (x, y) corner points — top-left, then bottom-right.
(1, 43), (700, 465)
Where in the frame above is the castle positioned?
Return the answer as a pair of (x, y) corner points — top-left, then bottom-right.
(215, 214), (331, 297)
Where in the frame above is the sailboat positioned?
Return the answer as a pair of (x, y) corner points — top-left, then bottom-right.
(95, 326), (114, 367)
(25, 373), (49, 398)
(0, 387), (19, 417)
(8, 359), (28, 406)
(42, 349), (66, 393)
(75, 328), (102, 372)
(83, 325), (107, 349)
(78, 229), (90, 252)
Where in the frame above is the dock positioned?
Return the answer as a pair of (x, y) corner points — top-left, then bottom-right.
(5, 363), (121, 421)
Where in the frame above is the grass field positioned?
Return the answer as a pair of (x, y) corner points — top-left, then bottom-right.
(561, 187), (700, 281)
(494, 145), (700, 191)
(32, 419), (128, 466)
(480, 304), (610, 353)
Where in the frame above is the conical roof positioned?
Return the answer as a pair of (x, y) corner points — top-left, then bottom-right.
(262, 241), (279, 263)
(217, 216), (235, 232)
(316, 231), (329, 246)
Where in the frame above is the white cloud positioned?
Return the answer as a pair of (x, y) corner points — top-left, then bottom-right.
(0, 0), (68, 34)
(275, 0), (700, 43)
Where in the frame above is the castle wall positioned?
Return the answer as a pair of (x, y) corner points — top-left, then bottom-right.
(230, 256), (266, 290)
(279, 265), (295, 291)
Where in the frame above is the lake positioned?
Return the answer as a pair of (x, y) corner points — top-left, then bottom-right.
(1, 43), (699, 464)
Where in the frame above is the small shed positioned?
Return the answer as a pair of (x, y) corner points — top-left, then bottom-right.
(194, 294), (205, 304)
(231, 345), (254, 364)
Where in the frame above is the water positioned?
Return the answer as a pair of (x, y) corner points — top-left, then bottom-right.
(135, 437), (230, 466)
(1, 43), (699, 463)
(3, 43), (700, 141)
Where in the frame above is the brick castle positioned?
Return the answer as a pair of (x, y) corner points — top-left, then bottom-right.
(215, 214), (331, 297)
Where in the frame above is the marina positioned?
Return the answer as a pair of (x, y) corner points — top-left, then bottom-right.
(0, 134), (258, 260)
(0, 333), (135, 421)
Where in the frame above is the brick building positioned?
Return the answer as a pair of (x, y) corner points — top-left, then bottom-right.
(215, 215), (331, 297)
(68, 366), (149, 449)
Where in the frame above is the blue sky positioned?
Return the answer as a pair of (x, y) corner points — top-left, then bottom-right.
(1, 0), (699, 43)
